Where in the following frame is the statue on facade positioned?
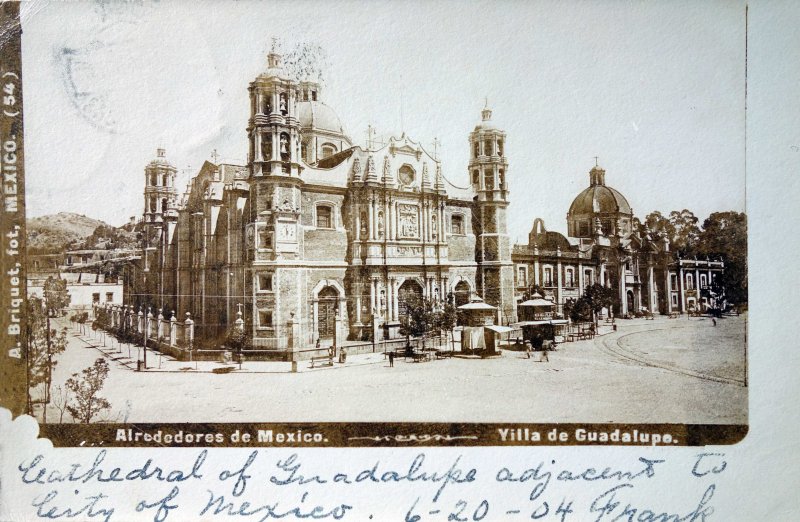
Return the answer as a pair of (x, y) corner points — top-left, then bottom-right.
(280, 134), (289, 155)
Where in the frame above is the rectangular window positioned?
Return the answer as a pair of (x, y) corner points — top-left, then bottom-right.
(258, 310), (273, 328)
(565, 269), (575, 287)
(544, 267), (553, 287)
(451, 215), (464, 235)
(258, 273), (273, 292)
(106, 292), (113, 302)
(92, 293), (100, 303)
(517, 266), (527, 287)
(671, 295), (679, 307)
(316, 206), (332, 228)
(670, 274), (678, 290)
(584, 269), (593, 287)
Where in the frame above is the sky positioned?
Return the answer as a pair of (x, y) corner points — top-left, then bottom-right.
(20, 0), (746, 242)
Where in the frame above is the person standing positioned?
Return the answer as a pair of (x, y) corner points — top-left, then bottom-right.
(388, 351), (395, 367)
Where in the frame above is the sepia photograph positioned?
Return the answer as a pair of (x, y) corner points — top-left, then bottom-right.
(10, 1), (746, 437)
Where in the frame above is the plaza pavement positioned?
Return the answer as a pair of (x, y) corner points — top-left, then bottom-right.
(39, 313), (747, 425)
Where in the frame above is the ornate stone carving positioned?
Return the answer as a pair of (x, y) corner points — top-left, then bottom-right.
(352, 156), (362, 180)
(396, 246), (422, 256)
(382, 155), (391, 183)
(398, 204), (419, 238)
(366, 155), (378, 182)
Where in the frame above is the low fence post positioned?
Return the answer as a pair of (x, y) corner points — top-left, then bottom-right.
(169, 311), (177, 346)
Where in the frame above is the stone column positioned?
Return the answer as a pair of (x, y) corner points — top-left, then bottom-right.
(647, 263), (655, 311)
(678, 267), (686, 312)
(666, 271), (673, 314)
(392, 279), (400, 321)
(533, 247), (540, 286)
(619, 264), (627, 315)
(355, 283), (362, 324)
(368, 197), (375, 240)
(386, 277), (393, 321)
(578, 261), (584, 292)
(556, 252), (563, 314)
(370, 278), (377, 315)
(334, 312), (342, 348)
(355, 208), (361, 241)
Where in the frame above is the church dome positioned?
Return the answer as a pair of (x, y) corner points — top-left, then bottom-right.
(296, 100), (346, 135)
(568, 184), (632, 216)
(567, 166), (633, 238)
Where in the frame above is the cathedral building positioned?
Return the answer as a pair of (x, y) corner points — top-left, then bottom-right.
(142, 49), (515, 355)
(137, 49), (723, 359)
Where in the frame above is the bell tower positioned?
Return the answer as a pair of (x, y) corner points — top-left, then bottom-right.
(143, 147), (177, 224)
(469, 102), (515, 322)
(247, 48), (302, 179)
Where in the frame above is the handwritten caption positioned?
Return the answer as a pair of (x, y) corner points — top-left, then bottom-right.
(12, 449), (729, 521)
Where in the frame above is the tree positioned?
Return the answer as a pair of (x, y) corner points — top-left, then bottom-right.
(43, 276), (71, 316)
(224, 324), (252, 353)
(697, 211), (747, 306)
(25, 296), (68, 417)
(51, 385), (73, 424)
(437, 296), (459, 351)
(582, 283), (619, 323)
(568, 297), (594, 323)
(65, 358), (112, 424)
(668, 209), (701, 256)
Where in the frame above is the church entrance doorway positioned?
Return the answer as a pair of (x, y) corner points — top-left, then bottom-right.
(317, 285), (339, 343)
(398, 280), (424, 319)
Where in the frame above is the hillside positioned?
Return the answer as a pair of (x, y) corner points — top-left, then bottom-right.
(27, 212), (138, 253)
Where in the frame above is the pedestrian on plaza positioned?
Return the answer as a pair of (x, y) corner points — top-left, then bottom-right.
(388, 351), (395, 367)
(540, 350), (549, 363)
(712, 318), (717, 326)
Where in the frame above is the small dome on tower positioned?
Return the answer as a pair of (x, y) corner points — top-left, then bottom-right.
(474, 100), (498, 131)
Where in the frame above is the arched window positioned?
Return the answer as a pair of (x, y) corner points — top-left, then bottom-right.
(474, 142), (480, 158)
(484, 171), (494, 190)
(484, 139), (493, 156)
(565, 268), (575, 287)
(686, 273), (694, 290)
(497, 139), (504, 156)
(472, 170), (479, 185)
(316, 204), (333, 229)
(320, 143), (337, 159)
(700, 274), (707, 288)
(499, 169), (505, 189)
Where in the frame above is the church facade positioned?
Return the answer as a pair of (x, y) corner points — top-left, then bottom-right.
(142, 50), (515, 354)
